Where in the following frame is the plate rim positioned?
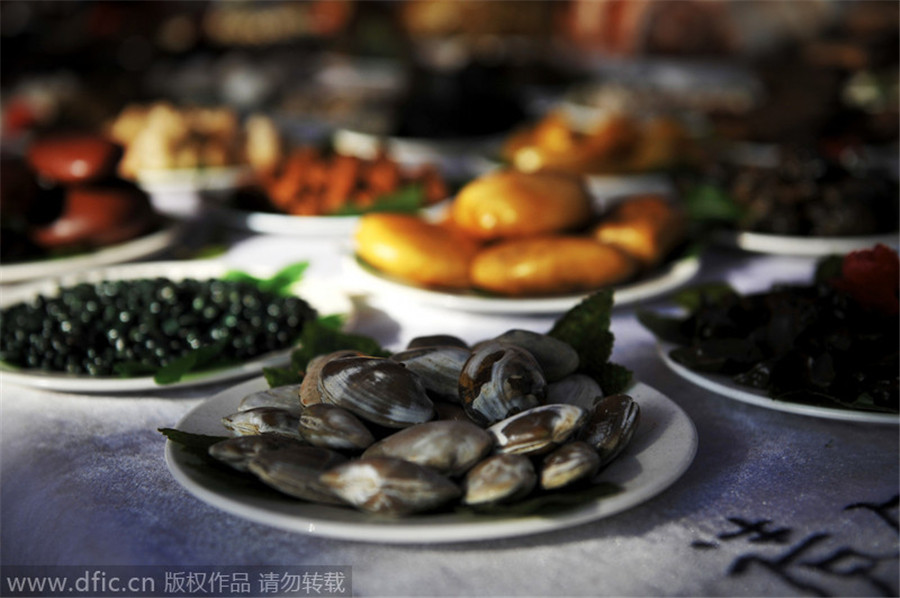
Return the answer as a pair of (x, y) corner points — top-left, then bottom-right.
(165, 377), (698, 544)
(0, 260), (354, 393)
(0, 223), (183, 284)
(713, 230), (899, 257)
(345, 252), (701, 315)
(657, 340), (899, 425)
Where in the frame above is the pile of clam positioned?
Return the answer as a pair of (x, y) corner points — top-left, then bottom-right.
(209, 329), (640, 517)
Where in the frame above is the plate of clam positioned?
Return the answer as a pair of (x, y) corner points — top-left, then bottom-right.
(166, 330), (698, 543)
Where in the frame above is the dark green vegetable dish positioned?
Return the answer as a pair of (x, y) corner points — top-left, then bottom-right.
(639, 245), (899, 414)
(0, 264), (317, 381)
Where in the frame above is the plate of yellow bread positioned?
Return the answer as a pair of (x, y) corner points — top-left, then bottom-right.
(348, 169), (699, 313)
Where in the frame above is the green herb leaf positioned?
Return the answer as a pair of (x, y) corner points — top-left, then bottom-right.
(683, 183), (744, 223)
(331, 185), (426, 216)
(672, 282), (736, 311)
(223, 261), (309, 296)
(636, 309), (689, 345)
(548, 289), (631, 395)
(154, 340), (228, 385)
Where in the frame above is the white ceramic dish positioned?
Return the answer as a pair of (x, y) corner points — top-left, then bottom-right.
(0, 261), (353, 393)
(165, 378), (697, 544)
(136, 166), (252, 195)
(0, 224), (183, 285)
(657, 341), (898, 425)
(345, 252), (701, 315)
(713, 230), (899, 257)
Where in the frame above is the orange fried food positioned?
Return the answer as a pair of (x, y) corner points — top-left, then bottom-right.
(592, 194), (687, 267)
(469, 236), (637, 296)
(450, 170), (593, 240)
(355, 213), (481, 289)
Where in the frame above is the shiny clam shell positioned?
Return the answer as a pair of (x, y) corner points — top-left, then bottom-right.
(489, 404), (587, 456)
(297, 403), (375, 451)
(546, 374), (603, 411)
(318, 356), (435, 429)
(208, 433), (307, 472)
(248, 446), (348, 505)
(580, 394), (641, 467)
(391, 345), (471, 402)
(462, 454), (536, 506)
(486, 329), (580, 382)
(540, 441), (601, 490)
(221, 407), (303, 439)
(407, 334), (468, 350)
(238, 384), (303, 413)
(319, 457), (461, 516)
(362, 420), (493, 477)
(458, 342), (546, 427)
(300, 350), (363, 407)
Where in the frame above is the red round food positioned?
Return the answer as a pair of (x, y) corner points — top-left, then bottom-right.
(29, 183), (154, 249)
(26, 133), (122, 184)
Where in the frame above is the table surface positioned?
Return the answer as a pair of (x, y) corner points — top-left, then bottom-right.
(1, 219), (897, 598)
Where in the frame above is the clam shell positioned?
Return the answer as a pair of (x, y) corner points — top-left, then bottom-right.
(579, 394), (641, 467)
(300, 350), (363, 407)
(248, 446), (348, 504)
(546, 374), (603, 411)
(318, 356), (435, 429)
(489, 404), (587, 456)
(462, 454), (536, 506)
(362, 420), (493, 476)
(319, 457), (461, 516)
(482, 329), (579, 382)
(208, 433), (307, 472)
(458, 342), (546, 427)
(391, 345), (471, 403)
(407, 334), (469, 350)
(238, 384), (304, 413)
(432, 400), (470, 422)
(540, 441), (601, 490)
(298, 403), (375, 451)
(221, 407), (303, 439)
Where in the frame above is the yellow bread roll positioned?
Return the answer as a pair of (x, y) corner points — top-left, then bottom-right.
(592, 194), (686, 267)
(470, 236), (637, 296)
(355, 213), (481, 289)
(450, 170), (593, 240)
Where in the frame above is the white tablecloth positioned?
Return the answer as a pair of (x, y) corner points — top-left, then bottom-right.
(2, 223), (897, 598)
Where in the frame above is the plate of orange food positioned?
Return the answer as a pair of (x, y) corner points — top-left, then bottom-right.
(346, 169), (700, 314)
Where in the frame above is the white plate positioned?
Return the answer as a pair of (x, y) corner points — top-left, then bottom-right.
(0, 224), (183, 285)
(345, 253), (700, 315)
(713, 230), (899, 257)
(657, 341), (899, 425)
(136, 166), (252, 195)
(165, 378), (697, 544)
(214, 200), (451, 238)
(0, 261), (353, 393)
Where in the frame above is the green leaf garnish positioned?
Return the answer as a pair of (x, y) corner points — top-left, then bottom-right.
(683, 183), (744, 224)
(548, 289), (632, 395)
(672, 282), (737, 311)
(331, 184), (426, 216)
(223, 261), (309, 296)
(154, 340), (229, 385)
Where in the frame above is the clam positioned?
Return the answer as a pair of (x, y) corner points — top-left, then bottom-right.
(362, 420), (493, 476)
(319, 457), (461, 516)
(297, 403), (375, 451)
(579, 394), (640, 467)
(238, 384), (304, 413)
(391, 345), (471, 402)
(546, 374), (603, 411)
(300, 350), (363, 407)
(407, 334), (468, 350)
(318, 356), (434, 429)
(248, 446), (348, 505)
(432, 400), (470, 422)
(540, 441), (601, 490)
(208, 433), (307, 472)
(489, 404), (587, 456)
(221, 407), (302, 439)
(462, 454), (536, 506)
(481, 329), (579, 382)
(458, 342), (546, 427)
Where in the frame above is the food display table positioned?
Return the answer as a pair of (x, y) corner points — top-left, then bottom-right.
(2, 228), (897, 598)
